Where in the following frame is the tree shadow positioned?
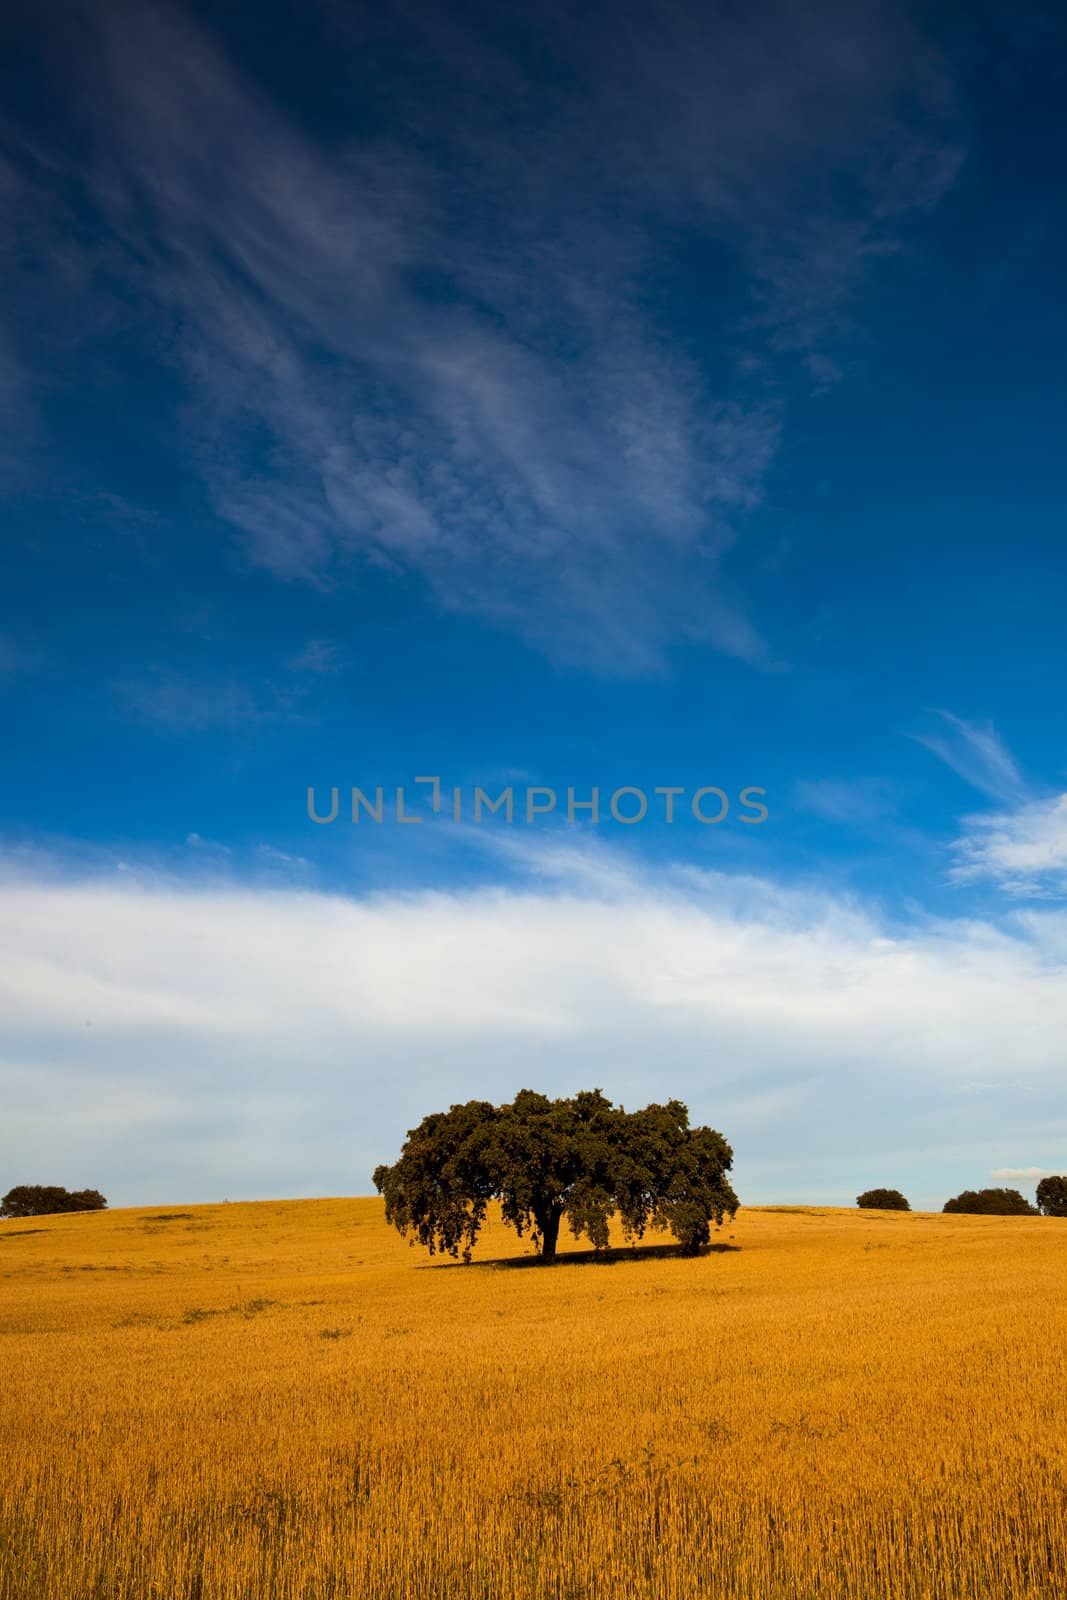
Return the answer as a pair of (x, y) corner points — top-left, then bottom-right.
(419, 1239), (742, 1270)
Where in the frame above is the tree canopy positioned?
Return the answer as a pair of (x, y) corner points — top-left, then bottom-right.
(856, 1187), (910, 1211)
(942, 1187), (1037, 1216)
(1036, 1175), (1067, 1218)
(373, 1089), (737, 1262)
(1, 1186), (108, 1219)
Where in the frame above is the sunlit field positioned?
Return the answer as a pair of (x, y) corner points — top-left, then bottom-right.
(1, 1198), (1064, 1599)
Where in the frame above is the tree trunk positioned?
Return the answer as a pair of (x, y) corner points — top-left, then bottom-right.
(537, 1206), (562, 1262)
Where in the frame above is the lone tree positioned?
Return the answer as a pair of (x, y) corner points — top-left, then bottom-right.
(942, 1187), (1038, 1216)
(857, 1188), (910, 1211)
(1036, 1175), (1067, 1218)
(373, 1089), (737, 1263)
(1, 1186), (107, 1219)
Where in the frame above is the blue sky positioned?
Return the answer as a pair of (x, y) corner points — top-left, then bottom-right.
(2, 0), (1066, 1213)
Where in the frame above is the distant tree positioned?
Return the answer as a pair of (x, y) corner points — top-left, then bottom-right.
(1, 1185), (108, 1219)
(373, 1089), (738, 1263)
(856, 1188), (910, 1211)
(1036, 1175), (1067, 1218)
(942, 1187), (1038, 1216)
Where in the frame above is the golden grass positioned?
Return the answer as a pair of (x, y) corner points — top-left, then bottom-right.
(1, 1197), (1064, 1599)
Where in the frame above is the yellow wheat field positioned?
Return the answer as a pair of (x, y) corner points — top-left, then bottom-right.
(1, 1197), (1065, 1599)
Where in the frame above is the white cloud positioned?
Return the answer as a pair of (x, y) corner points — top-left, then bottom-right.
(990, 1167), (1055, 1182)
(913, 714), (1067, 899)
(950, 794), (1067, 897)
(1, 844), (1065, 1206)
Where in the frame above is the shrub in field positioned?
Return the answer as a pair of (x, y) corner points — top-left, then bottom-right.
(942, 1187), (1037, 1216)
(1036, 1175), (1067, 1217)
(1, 1186), (108, 1219)
(856, 1188), (910, 1211)
(374, 1088), (737, 1262)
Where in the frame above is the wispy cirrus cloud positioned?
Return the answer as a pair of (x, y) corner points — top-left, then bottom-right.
(285, 640), (343, 676)
(915, 711), (1030, 807)
(7, 0), (962, 672)
(119, 657), (342, 729)
(793, 776), (897, 825)
(119, 671), (270, 732)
